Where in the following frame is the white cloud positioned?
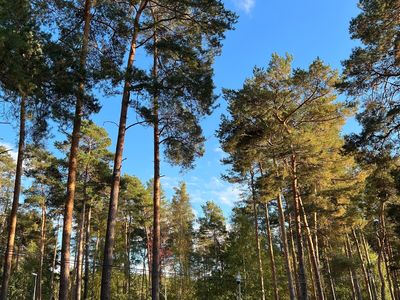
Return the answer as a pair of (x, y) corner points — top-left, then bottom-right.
(0, 142), (18, 161)
(233, 0), (255, 14)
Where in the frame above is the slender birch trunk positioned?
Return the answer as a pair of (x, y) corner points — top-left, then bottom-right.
(0, 96), (26, 300)
(100, 2), (148, 299)
(59, 1), (92, 298)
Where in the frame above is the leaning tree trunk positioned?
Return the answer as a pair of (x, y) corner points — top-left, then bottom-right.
(277, 192), (296, 300)
(37, 199), (47, 300)
(100, 2), (148, 299)
(59, 1), (92, 299)
(0, 96), (26, 300)
(250, 170), (266, 300)
(291, 153), (308, 300)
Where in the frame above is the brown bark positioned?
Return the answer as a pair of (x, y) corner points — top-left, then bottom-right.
(277, 192), (296, 300)
(74, 201), (86, 300)
(377, 237), (386, 300)
(352, 229), (373, 300)
(291, 154), (308, 300)
(323, 242), (336, 300)
(0, 96), (26, 300)
(250, 170), (266, 300)
(100, 2), (148, 299)
(59, 1), (92, 298)
(91, 230), (100, 300)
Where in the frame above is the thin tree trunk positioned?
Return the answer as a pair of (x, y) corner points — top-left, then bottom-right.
(324, 243), (336, 300)
(0, 96), (26, 300)
(277, 192), (296, 300)
(124, 218), (131, 296)
(83, 202), (92, 300)
(265, 201), (279, 300)
(100, 3), (148, 299)
(151, 17), (161, 300)
(50, 218), (61, 300)
(306, 236), (318, 300)
(346, 234), (363, 300)
(360, 232), (378, 300)
(75, 201), (86, 300)
(59, 1), (92, 298)
(291, 154), (308, 300)
(250, 169), (266, 300)
(37, 199), (47, 300)
(91, 230), (100, 300)
(288, 214), (300, 298)
(298, 195), (325, 300)
(352, 229), (373, 300)
(377, 236), (386, 300)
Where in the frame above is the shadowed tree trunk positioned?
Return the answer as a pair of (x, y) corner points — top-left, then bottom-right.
(346, 235), (363, 300)
(249, 169), (266, 300)
(360, 232), (378, 300)
(0, 96), (26, 300)
(59, 1), (92, 298)
(265, 201), (279, 300)
(277, 192), (296, 300)
(50, 218), (61, 300)
(290, 154), (308, 300)
(100, 2), (148, 299)
(288, 214), (300, 298)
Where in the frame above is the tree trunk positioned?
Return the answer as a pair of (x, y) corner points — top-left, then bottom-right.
(360, 232), (378, 300)
(124, 218), (131, 296)
(0, 96), (26, 300)
(100, 2), (148, 299)
(298, 196), (325, 300)
(75, 201), (86, 300)
(346, 235), (363, 300)
(59, 1), (92, 298)
(377, 237), (386, 300)
(288, 214), (300, 299)
(277, 192), (296, 300)
(50, 218), (61, 300)
(250, 170), (266, 300)
(151, 19), (161, 300)
(91, 230), (100, 300)
(352, 229), (373, 300)
(265, 201), (279, 300)
(324, 242), (336, 300)
(83, 202), (92, 300)
(37, 200), (47, 300)
(291, 154), (308, 300)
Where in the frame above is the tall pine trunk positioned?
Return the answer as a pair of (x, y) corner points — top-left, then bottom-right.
(346, 235), (363, 300)
(59, 1), (92, 298)
(100, 2), (148, 299)
(291, 153), (308, 300)
(277, 192), (296, 300)
(50, 218), (60, 300)
(0, 96), (26, 300)
(288, 214), (300, 298)
(250, 170), (266, 300)
(74, 201), (86, 300)
(360, 232), (378, 299)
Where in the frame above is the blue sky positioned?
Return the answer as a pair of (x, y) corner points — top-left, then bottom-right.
(1, 0), (361, 219)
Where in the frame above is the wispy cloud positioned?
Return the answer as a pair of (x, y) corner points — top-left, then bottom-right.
(0, 142), (18, 161)
(233, 0), (255, 14)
